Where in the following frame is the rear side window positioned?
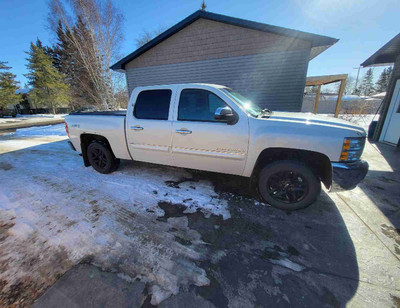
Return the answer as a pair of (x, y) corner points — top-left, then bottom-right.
(134, 89), (172, 120)
(178, 89), (227, 122)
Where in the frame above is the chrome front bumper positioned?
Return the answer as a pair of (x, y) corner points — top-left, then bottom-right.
(331, 160), (369, 191)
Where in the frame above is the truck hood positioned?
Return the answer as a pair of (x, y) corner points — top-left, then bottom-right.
(264, 112), (366, 135)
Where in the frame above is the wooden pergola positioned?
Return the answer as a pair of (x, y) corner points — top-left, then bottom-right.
(305, 74), (348, 117)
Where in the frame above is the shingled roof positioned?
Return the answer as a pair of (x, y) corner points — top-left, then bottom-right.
(111, 10), (338, 71)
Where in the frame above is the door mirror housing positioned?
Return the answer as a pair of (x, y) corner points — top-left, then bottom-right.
(214, 107), (237, 124)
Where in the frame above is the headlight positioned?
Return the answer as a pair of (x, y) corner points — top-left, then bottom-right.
(340, 137), (365, 162)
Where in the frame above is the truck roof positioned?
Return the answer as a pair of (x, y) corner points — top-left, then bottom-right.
(134, 83), (227, 90)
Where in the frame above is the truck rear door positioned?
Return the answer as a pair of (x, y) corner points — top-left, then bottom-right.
(125, 86), (175, 166)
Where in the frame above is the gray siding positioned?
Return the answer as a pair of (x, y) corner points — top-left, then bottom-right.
(126, 49), (310, 111)
(125, 18), (311, 69)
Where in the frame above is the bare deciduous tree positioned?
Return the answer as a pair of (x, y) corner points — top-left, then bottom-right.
(135, 27), (166, 48)
(48, 0), (124, 110)
(332, 75), (355, 95)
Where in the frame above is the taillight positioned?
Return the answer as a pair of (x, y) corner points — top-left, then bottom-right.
(65, 122), (69, 137)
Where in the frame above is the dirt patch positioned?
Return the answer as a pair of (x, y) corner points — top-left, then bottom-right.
(89, 201), (105, 224)
(392, 294), (400, 308)
(0, 162), (13, 171)
(186, 169), (253, 197)
(157, 201), (187, 221)
(195, 270), (229, 308)
(165, 177), (199, 189)
(381, 224), (400, 245)
(165, 169), (253, 198)
(0, 221), (73, 308)
(0, 221), (15, 242)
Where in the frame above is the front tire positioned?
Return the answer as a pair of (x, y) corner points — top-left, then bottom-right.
(258, 160), (321, 210)
(87, 141), (119, 174)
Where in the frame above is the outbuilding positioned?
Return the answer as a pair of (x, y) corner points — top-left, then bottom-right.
(361, 33), (400, 146)
(112, 10), (338, 111)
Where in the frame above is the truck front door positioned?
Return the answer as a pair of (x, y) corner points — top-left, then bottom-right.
(126, 87), (175, 166)
(171, 87), (249, 175)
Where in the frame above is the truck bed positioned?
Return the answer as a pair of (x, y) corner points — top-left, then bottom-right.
(65, 111), (131, 160)
(69, 110), (126, 116)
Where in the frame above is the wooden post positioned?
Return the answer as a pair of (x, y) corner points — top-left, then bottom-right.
(334, 78), (346, 118)
(314, 84), (322, 114)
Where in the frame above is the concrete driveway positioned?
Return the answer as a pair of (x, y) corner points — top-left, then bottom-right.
(0, 125), (399, 307)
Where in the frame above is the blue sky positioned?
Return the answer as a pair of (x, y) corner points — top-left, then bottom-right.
(0, 0), (398, 88)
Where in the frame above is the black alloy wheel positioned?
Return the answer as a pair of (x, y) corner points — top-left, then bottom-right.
(87, 141), (119, 174)
(267, 171), (309, 204)
(258, 160), (321, 210)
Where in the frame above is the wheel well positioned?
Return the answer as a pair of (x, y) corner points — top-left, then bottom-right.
(80, 134), (114, 167)
(252, 148), (332, 189)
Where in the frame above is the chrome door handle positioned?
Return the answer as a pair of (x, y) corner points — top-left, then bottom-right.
(176, 129), (192, 135)
(131, 126), (144, 131)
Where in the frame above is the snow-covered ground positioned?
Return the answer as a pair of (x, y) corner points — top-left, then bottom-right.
(0, 114), (66, 125)
(0, 115), (378, 305)
(0, 124), (232, 305)
(0, 112), (395, 308)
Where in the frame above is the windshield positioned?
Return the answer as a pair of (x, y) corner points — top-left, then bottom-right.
(221, 88), (264, 117)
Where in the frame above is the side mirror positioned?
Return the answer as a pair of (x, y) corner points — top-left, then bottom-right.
(214, 107), (237, 124)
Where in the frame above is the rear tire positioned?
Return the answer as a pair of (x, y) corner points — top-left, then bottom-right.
(258, 160), (321, 210)
(87, 141), (119, 174)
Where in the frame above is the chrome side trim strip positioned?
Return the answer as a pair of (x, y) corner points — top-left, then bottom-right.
(131, 143), (169, 152)
(173, 147), (246, 160)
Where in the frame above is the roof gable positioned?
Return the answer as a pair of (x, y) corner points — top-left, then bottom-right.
(111, 10), (338, 71)
(125, 18), (312, 69)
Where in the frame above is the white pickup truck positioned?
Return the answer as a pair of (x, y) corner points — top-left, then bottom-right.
(65, 83), (368, 210)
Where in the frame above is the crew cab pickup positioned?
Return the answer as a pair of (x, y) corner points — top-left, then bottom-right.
(65, 83), (368, 210)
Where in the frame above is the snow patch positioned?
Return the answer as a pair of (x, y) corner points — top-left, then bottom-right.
(0, 114), (66, 124)
(0, 126), (236, 304)
(8, 124), (67, 137)
(270, 258), (305, 272)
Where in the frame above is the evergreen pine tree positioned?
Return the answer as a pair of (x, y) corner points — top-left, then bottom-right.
(35, 38), (61, 70)
(359, 68), (375, 96)
(375, 68), (388, 93)
(0, 61), (22, 109)
(0, 61), (11, 70)
(53, 19), (97, 108)
(25, 41), (70, 114)
(385, 66), (393, 90)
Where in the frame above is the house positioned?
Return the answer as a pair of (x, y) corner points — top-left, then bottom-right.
(111, 10), (338, 111)
(361, 33), (400, 146)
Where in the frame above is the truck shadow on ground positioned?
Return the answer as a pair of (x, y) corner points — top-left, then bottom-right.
(355, 142), (400, 257)
(122, 162), (360, 307)
(360, 143), (400, 225)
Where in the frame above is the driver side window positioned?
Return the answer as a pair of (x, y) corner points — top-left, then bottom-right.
(178, 89), (227, 122)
